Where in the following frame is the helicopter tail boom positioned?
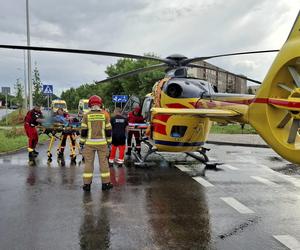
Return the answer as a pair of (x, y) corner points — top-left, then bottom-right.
(248, 11), (300, 164)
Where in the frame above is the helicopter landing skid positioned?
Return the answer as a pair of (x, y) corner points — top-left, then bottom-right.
(185, 149), (223, 176)
(132, 140), (163, 167)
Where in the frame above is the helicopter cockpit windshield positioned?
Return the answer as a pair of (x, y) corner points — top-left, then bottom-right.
(162, 78), (214, 99)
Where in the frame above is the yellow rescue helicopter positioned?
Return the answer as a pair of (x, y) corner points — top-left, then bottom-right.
(0, 11), (300, 167)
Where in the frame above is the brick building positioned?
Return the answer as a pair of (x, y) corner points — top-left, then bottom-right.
(187, 61), (247, 94)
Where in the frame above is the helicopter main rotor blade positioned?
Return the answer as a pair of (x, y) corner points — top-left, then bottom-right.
(95, 63), (168, 84)
(187, 63), (262, 84)
(183, 50), (279, 65)
(0, 44), (167, 63)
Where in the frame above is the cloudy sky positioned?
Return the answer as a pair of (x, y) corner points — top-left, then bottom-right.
(0, 0), (299, 95)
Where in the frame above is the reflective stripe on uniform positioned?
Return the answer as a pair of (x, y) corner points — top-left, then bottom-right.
(81, 123), (88, 128)
(105, 122), (112, 128)
(85, 139), (107, 145)
(87, 114), (105, 121)
(87, 121), (92, 139)
(107, 137), (112, 143)
(101, 172), (110, 178)
(80, 138), (86, 143)
(83, 173), (93, 178)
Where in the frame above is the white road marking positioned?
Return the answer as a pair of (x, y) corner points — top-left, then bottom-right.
(192, 176), (214, 187)
(175, 165), (192, 172)
(221, 197), (254, 214)
(273, 235), (300, 250)
(223, 164), (239, 170)
(251, 176), (279, 187)
(260, 164), (300, 188)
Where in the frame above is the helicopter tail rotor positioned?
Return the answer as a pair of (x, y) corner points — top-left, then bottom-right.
(248, 11), (300, 164)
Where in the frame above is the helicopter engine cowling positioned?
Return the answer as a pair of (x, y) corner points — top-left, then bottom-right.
(248, 17), (300, 165)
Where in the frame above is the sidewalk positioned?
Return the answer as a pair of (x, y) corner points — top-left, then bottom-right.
(207, 134), (268, 148)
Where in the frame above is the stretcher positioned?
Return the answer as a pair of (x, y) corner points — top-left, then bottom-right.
(38, 121), (82, 166)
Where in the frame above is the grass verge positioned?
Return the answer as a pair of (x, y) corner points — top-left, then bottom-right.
(0, 128), (48, 153)
(0, 109), (26, 126)
(210, 123), (257, 134)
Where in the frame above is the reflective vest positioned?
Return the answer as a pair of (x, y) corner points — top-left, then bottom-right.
(81, 110), (112, 145)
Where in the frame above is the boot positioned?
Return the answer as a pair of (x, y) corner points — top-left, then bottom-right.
(82, 184), (91, 192)
(28, 152), (36, 165)
(70, 155), (76, 165)
(102, 182), (113, 191)
(57, 152), (64, 160)
(33, 150), (39, 157)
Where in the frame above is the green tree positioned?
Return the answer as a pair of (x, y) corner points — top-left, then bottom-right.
(60, 53), (165, 110)
(32, 63), (46, 106)
(14, 78), (24, 108)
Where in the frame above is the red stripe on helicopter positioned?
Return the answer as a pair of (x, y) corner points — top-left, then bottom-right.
(166, 103), (189, 109)
(152, 123), (167, 135)
(252, 98), (268, 104)
(268, 99), (300, 108)
(252, 98), (300, 108)
(153, 114), (172, 123)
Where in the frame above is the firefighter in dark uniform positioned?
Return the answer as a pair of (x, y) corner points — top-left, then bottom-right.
(24, 104), (43, 164)
(109, 107), (128, 166)
(126, 106), (144, 157)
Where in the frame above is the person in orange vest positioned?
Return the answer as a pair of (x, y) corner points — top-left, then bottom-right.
(126, 106), (144, 157)
(80, 95), (113, 191)
(24, 104), (43, 164)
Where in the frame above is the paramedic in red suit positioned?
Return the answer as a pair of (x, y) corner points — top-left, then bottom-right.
(126, 106), (144, 156)
(24, 104), (43, 161)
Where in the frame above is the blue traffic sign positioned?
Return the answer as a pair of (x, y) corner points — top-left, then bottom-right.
(112, 95), (128, 103)
(42, 85), (53, 95)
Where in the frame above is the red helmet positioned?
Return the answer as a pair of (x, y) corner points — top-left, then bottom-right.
(88, 95), (102, 107)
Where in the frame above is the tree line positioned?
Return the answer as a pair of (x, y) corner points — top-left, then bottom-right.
(61, 54), (165, 110)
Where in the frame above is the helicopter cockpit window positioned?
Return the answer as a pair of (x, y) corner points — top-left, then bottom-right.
(171, 126), (187, 138)
(163, 79), (213, 98)
(141, 96), (153, 121)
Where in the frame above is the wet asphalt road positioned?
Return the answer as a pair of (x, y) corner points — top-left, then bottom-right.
(0, 142), (300, 250)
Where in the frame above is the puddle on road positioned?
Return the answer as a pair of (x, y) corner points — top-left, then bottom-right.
(218, 216), (261, 240)
(273, 163), (300, 176)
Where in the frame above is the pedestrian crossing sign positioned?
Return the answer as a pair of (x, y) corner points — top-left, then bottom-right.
(42, 85), (53, 95)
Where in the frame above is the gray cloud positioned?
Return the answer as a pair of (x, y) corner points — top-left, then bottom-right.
(0, 0), (299, 94)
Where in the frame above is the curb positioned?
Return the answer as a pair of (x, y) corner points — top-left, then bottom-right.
(206, 140), (269, 148)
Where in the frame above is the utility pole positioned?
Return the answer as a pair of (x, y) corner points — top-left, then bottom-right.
(26, 0), (33, 109)
(23, 50), (28, 110)
(5, 93), (8, 125)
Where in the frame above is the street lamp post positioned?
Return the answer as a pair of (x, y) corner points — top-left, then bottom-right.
(26, 0), (33, 109)
(23, 51), (28, 110)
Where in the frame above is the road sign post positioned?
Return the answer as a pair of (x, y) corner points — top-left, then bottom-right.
(43, 85), (53, 111)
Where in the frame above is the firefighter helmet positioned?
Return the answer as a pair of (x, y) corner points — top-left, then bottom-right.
(88, 95), (102, 107)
